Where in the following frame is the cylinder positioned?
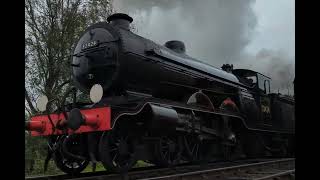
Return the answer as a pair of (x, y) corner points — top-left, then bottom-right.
(147, 104), (185, 134)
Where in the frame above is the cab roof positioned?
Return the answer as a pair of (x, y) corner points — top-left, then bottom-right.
(232, 69), (271, 79)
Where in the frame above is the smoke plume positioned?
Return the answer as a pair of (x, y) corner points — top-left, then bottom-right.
(113, 0), (294, 95)
(236, 49), (295, 94)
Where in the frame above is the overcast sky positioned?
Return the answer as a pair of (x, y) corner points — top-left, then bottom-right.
(115, 0), (295, 62)
(245, 0), (295, 58)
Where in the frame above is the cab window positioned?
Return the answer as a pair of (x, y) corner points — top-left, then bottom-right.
(257, 73), (271, 94)
(264, 80), (271, 94)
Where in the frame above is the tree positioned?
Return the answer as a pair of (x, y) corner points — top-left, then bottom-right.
(25, 0), (114, 115)
(25, 0), (115, 175)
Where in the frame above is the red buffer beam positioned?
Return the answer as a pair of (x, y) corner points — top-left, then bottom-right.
(25, 107), (111, 136)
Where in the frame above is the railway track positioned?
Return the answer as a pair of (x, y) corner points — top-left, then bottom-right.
(26, 158), (295, 180)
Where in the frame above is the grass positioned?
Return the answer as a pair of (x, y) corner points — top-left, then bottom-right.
(26, 159), (153, 177)
(25, 159), (62, 177)
(83, 162), (105, 172)
(133, 160), (154, 168)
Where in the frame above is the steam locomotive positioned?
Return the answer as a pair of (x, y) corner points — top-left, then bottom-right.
(25, 13), (295, 174)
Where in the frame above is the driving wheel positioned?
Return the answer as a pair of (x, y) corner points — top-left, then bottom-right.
(99, 129), (137, 173)
(154, 136), (182, 167)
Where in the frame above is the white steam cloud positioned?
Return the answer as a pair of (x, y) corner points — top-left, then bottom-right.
(113, 0), (294, 95)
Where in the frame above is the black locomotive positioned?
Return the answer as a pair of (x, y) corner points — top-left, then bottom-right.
(26, 13), (295, 174)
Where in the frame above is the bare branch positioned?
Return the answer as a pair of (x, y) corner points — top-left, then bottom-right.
(25, 0), (114, 106)
(25, 88), (37, 114)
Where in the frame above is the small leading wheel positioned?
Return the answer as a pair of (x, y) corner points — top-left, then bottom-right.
(53, 150), (89, 174)
(154, 136), (182, 167)
(99, 129), (137, 173)
(53, 135), (89, 174)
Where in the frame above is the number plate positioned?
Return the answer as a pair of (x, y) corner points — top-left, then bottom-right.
(82, 40), (98, 50)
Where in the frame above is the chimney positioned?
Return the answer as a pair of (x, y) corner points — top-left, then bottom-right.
(107, 13), (133, 30)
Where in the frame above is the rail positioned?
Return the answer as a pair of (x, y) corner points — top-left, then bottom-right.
(25, 158), (294, 180)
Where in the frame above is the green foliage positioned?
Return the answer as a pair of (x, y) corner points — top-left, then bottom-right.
(25, 133), (61, 176)
(25, 0), (114, 114)
(25, 0), (115, 176)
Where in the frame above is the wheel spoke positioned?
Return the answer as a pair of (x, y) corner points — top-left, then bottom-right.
(163, 150), (168, 159)
(109, 148), (117, 152)
(112, 152), (119, 162)
(183, 135), (202, 161)
(195, 144), (199, 159)
(191, 144), (196, 154)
